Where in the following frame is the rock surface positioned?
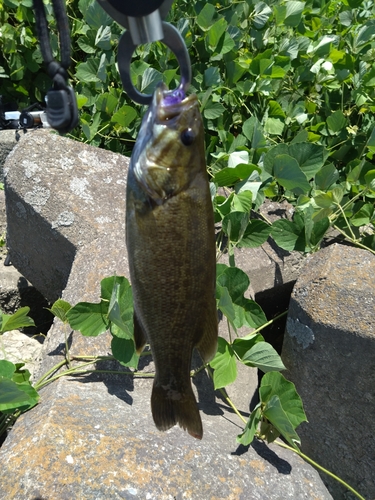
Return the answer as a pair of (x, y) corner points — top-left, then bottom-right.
(0, 130), (333, 499)
(282, 244), (375, 500)
(0, 329), (42, 377)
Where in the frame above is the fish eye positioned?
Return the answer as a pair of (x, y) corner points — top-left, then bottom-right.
(180, 128), (195, 146)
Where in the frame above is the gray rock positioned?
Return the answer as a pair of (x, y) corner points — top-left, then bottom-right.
(0, 329), (42, 377)
(0, 374), (333, 500)
(282, 244), (375, 500)
(0, 129), (18, 179)
(4, 129), (128, 302)
(0, 130), (333, 499)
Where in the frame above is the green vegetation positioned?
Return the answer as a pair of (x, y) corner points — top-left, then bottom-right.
(1, 0), (375, 253)
(0, 0), (373, 497)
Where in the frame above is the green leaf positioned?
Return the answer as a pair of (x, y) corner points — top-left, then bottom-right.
(237, 405), (262, 446)
(240, 342), (286, 372)
(273, 155), (311, 195)
(314, 191), (336, 209)
(284, 1), (305, 27)
(213, 164), (259, 187)
(203, 101), (225, 119)
(222, 211), (250, 243)
(196, 3), (216, 31)
(66, 302), (109, 337)
(84, 0), (112, 29)
(264, 117), (284, 135)
(232, 191), (253, 213)
(106, 277), (134, 339)
(207, 18), (227, 51)
(326, 110), (346, 133)
(262, 394), (301, 449)
(263, 144), (289, 175)
(365, 170), (375, 191)
(49, 299), (72, 324)
(239, 220), (270, 248)
(95, 25), (112, 51)
(0, 377), (35, 411)
(242, 117), (267, 149)
(111, 337), (139, 369)
(252, 2), (272, 30)
(332, 186), (344, 204)
(259, 371), (307, 430)
(204, 66), (221, 87)
(309, 217), (330, 247)
(287, 143), (329, 179)
(0, 360), (16, 379)
(77, 36), (96, 54)
(315, 164), (339, 190)
(11, 364), (32, 384)
(351, 203), (374, 226)
(111, 105), (137, 128)
(141, 67), (162, 94)
(0, 307), (35, 333)
(216, 264), (250, 304)
(265, 144), (327, 179)
(96, 92), (118, 115)
(232, 333), (264, 359)
(75, 59), (100, 83)
(271, 219), (305, 252)
(209, 337), (237, 389)
(216, 285), (236, 325)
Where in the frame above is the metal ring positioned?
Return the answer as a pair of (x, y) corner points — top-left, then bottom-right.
(117, 22), (191, 105)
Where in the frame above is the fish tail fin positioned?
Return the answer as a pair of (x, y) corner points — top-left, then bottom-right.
(133, 311), (147, 354)
(151, 383), (203, 440)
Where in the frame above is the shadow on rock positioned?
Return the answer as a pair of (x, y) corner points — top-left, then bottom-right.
(71, 357), (135, 406)
(251, 439), (292, 474)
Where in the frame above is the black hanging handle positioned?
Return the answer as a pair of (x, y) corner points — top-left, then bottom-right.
(33, 0), (79, 134)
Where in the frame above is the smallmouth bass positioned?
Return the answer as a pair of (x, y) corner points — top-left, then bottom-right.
(126, 84), (218, 439)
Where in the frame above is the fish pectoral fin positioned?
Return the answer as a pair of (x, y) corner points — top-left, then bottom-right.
(196, 304), (219, 363)
(133, 311), (147, 354)
(151, 382), (203, 440)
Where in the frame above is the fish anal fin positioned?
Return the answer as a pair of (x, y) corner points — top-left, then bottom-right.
(133, 310), (147, 354)
(151, 382), (203, 440)
(196, 303), (218, 363)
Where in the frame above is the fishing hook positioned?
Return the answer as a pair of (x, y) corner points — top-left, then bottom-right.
(117, 22), (191, 105)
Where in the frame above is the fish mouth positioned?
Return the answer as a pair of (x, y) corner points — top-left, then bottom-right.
(154, 83), (198, 123)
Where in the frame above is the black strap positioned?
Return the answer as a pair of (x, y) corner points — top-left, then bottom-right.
(32, 0), (78, 133)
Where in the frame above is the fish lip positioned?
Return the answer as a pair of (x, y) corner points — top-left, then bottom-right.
(154, 84), (198, 123)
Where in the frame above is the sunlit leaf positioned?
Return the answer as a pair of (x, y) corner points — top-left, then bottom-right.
(49, 300), (72, 324)
(0, 307), (35, 333)
(240, 342), (286, 372)
(273, 154), (311, 195)
(209, 337), (237, 389)
(67, 302), (108, 337)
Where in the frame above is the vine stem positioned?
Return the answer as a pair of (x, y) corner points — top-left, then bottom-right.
(33, 358), (68, 388)
(252, 310), (288, 335)
(274, 440), (366, 500)
(206, 367), (247, 424)
(333, 224), (375, 256)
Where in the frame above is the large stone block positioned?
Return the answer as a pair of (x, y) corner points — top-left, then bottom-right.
(4, 129), (128, 302)
(282, 244), (375, 499)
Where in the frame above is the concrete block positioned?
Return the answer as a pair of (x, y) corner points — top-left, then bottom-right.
(282, 243), (375, 499)
(0, 130), (333, 498)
